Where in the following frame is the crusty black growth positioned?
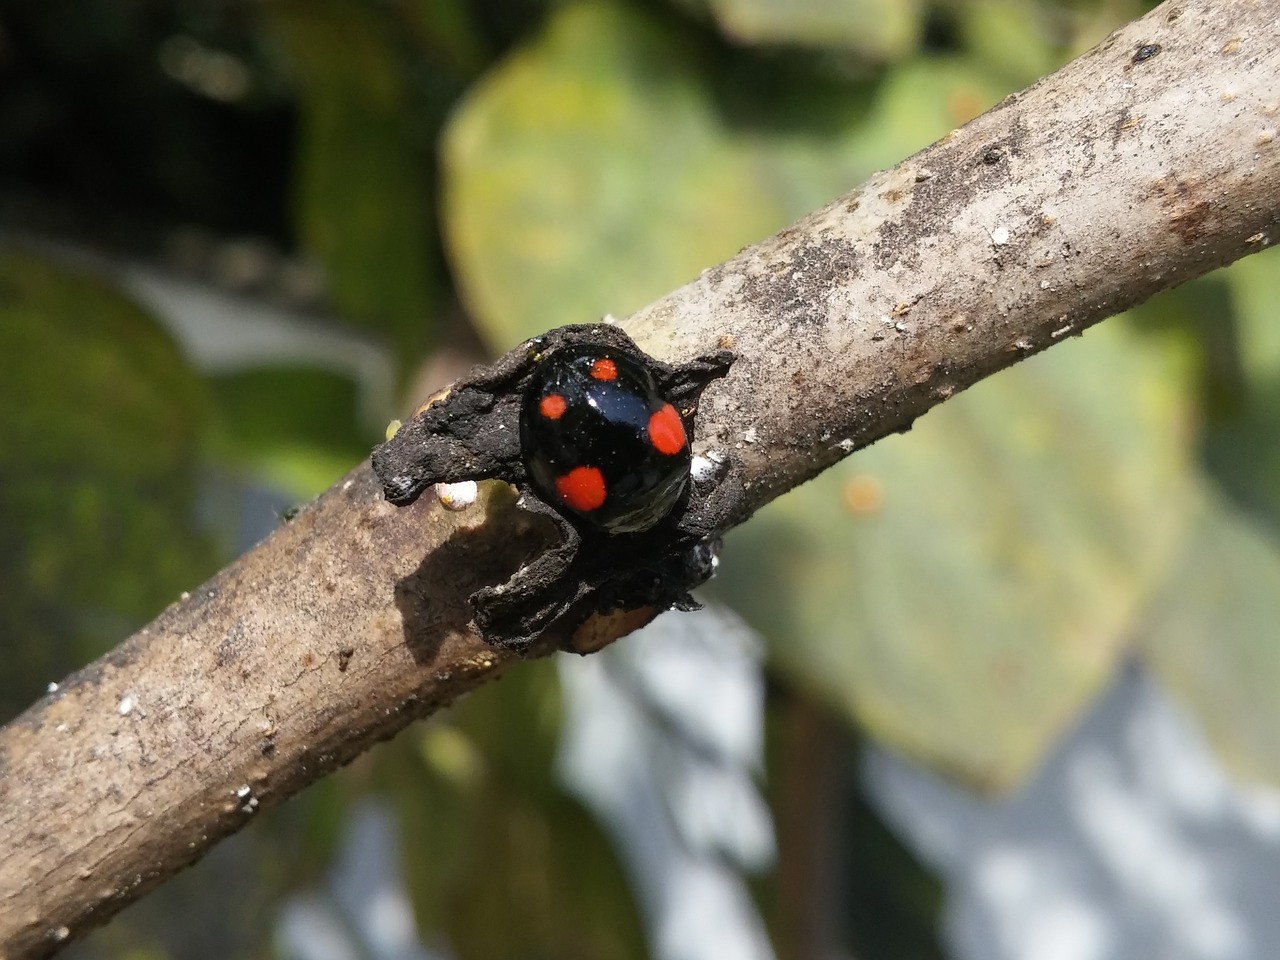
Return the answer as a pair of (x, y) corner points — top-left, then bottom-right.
(371, 323), (739, 649)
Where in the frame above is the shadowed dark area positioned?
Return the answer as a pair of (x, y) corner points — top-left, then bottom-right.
(392, 488), (561, 666)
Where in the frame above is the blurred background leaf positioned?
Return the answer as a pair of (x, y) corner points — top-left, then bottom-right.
(1143, 491), (1280, 787)
(705, 0), (925, 61)
(444, 1), (787, 347)
(262, 0), (442, 359)
(0, 251), (216, 717)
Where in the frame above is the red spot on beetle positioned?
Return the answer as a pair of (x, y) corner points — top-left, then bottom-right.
(556, 465), (607, 512)
(590, 358), (618, 381)
(539, 394), (567, 420)
(647, 404), (686, 455)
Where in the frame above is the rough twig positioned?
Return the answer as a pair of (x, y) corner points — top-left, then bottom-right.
(1, 0), (1278, 954)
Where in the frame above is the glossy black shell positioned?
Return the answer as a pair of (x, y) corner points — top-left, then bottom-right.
(520, 344), (691, 533)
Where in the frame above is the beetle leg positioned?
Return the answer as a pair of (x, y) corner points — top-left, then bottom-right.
(470, 492), (585, 648)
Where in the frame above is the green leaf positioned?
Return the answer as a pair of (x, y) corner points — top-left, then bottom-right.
(708, 0), (925, 61)
(1143, 491), (1280, 786)
(717, 320), (1198, 788)
(955, 0), (1064, 88)
(1224, 245), (1280, 384)
(443, 1), (1009, 349)
(0, 252), (216, 717)
(1198, 247), (1280, 535)
(263, 0), (438, 355)
(1140, 246), (1280, 789)
(444, 0), (785, 347)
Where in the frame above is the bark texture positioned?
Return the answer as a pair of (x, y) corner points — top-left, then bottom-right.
(2, 0), (1278, 954)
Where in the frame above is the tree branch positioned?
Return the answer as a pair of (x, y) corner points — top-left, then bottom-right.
(2, 0), (1277, 954)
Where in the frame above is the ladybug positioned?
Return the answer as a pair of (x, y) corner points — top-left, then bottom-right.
(371, 323), (738, 648)
(520, 345), (692, 534)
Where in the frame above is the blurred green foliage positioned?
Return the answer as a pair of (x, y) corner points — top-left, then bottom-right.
(3, 0), (1280, 956)
(385, 661), (647, 960)
(0, 252), (217, 718)
(262, 0), (441, 354)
